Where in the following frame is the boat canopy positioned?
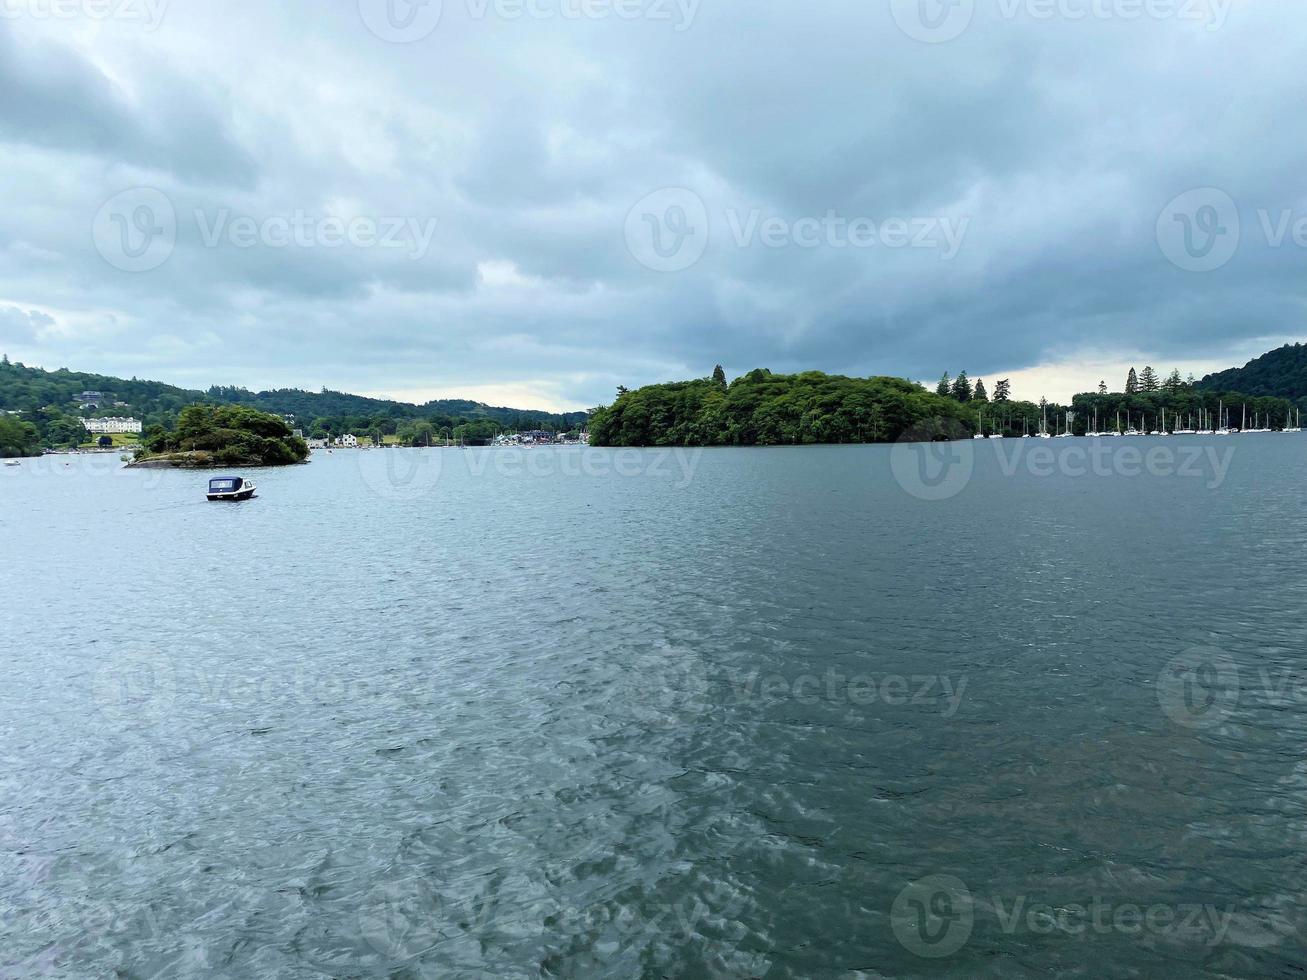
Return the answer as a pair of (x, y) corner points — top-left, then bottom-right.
(208, 477), (243, 492)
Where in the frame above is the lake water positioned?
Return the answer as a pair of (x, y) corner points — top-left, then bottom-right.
(3, 439), (1306, 977)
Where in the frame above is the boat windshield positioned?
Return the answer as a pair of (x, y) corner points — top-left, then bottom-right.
(209, 478), (241, 492)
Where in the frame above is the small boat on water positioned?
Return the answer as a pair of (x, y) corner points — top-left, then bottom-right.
(206, 475), (257, 501)
(3, 459), (19, 467)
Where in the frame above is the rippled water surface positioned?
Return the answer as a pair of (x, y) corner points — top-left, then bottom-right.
(3, 441), (1307, 977)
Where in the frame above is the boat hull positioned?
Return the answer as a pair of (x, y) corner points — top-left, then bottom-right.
(207, 487), (256, 501)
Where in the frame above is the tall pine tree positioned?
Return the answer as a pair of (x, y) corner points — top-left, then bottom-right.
(993, 379), (1011, 402)
(1140, 366), (1160, 392)
(936, 373), (952, 397)
(1125, 368), (1139, 394)
(973, 379), (989, 402)
(951, 372), (973, 402)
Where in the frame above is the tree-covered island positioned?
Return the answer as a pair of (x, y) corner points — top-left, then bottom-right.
(129, 404), (309, 468)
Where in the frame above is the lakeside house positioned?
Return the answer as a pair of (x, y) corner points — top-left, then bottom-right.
(83, 417), (142, 434)
(335, 434), (359, 448)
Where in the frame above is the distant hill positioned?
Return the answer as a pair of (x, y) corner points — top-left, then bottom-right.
(1196, 343), (1307, 401)
(0, 357), (588, 430)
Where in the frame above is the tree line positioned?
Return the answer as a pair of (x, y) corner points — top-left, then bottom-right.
(0, 356), (585, 450)
(589, 365), (1301, 445)
(588, 367), (976, 446)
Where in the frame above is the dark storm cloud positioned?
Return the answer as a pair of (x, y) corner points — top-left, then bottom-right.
(0, 23), (256, 185)
(0, 0), (1300, 406)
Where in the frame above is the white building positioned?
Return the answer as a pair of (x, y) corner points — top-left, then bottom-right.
(83, 417), (142, 434)
(336, 433), (359, 448)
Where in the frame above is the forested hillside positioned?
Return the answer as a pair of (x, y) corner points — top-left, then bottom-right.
(1196, 343), (1307, 402)
(0, 357), (586, 448)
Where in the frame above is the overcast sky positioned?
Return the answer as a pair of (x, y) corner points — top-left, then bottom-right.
(0, 0), (1300, 410)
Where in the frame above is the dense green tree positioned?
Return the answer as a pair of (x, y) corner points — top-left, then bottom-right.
(951, 372), (972, 402)
(936, 373), (951, 397)
(1125, 368), (1139, 394)
(1140, 366), (1160, 392)
(1163, 369), (1183, 392)
(712, 365), (727, 387)
(993, 379), (1011, 402)
(973, 379), (989, 403)
(1098, 380), (1108, 394)
(588, 370), (976, 446)
(0, 415), (40, 457)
